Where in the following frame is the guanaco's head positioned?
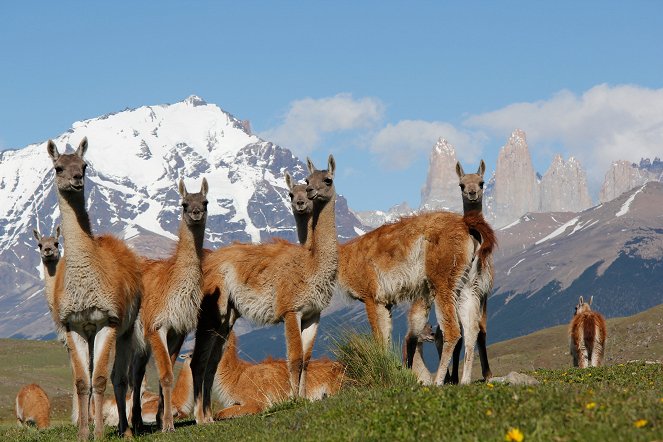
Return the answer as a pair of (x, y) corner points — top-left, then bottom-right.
(285, 171), (313, 216)
(32, 226), (62, 264)
(47, 138), (88, 193)
(418, 323), (435, 343)
(178, 177), (209, 226)
(574, 295), (593, 316)
(456, 160), (486, 204)
(305, 154), (336, 204)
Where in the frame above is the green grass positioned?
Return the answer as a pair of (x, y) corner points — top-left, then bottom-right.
(1, 363), (661, 441)
(2, 304), (662, 441)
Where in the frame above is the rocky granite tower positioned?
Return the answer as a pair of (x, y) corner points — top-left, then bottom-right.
(420, 138), (461, 212)
(490, 129), (540, 226)
(539, 155), (592, 212)
(600, 160), (661, 202)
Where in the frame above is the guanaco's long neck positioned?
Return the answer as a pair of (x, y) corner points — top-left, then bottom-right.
(174, 220), (206, 269)
(463, 198), (483, 215)
(309, 195), (338, 268)
(294, 211), (313, 246)
(43, 259), (59, 302)
(57, 190), (96, 261)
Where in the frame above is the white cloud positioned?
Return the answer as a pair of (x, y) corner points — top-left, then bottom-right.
(369, 120), (485, 169)
(465, 84), (663, 183)
(259, 93), (384, 157)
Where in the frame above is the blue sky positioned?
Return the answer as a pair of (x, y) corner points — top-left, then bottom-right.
(1, 1), (662, 210)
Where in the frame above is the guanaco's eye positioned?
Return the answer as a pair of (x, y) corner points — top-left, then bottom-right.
(479, 181), (484, 189)
(288, 193), (294, 199)
(55, 166), (63, 174)
(459, 183), (466, 190)
(304, 179), (309, 185)
(54, 242), (59, 248)
(182, 203), (189, 209)
(324, 178), (333, 185)
(82, 164), (87, 172)
(203, 201), (208, 207)
(38, 244), (43, 249)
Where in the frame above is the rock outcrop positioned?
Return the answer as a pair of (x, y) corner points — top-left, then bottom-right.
(539, 155), (592, 212)
(490, 130), (540, 226)
(420, 138), (461, 212)
(600, 159), (662, 203)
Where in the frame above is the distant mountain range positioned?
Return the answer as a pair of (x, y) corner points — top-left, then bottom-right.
(0, 96), (368, 339)
(1, 97), (661, 362)
(365, 129), (662, 228)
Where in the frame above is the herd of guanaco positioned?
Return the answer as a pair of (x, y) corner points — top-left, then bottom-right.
(16, 137), (606, 439)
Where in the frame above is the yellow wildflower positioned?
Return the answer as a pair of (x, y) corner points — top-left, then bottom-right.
(585, 402), (596, 410)
(486, 409), (493, 416)
(634, 419), (648, 428)
(505, 427), (524, 442)
(659, 397), (663, 404)
(487, 383), (495, 389)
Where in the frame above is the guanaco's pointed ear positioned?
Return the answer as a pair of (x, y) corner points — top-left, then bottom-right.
(33, 229), (41, 242)
(306, 157), (316, 174)
(178, 178), (187, 198)
(47, 140), (59, 162)
(578, 295), (584, 305)
(589, 296), (593, 306)
(200, 177), (209, 197)
(76, 137), (88, 158)
(327, 154), (336, 178)
(285, 171), (294, 191)
(54, 225), (61, 239)
(456, 161), (465, 179)
(478, 160), (486, 177)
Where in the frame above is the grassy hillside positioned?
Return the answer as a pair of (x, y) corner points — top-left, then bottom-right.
(0, 304), (660, 440)
(478, 303), (663, 378)
(1, 362), (660, 441)
(0, 339), (172, 424)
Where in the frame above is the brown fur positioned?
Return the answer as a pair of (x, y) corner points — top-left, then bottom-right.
(213, 332), (344, 419)
(434, 161), (495, 384)
(569, 296), (607, 368)
(15, 384), (50, 429)
(191, 155), (338, 423)
(32, 226), (66, 342)
(131, 178), (208, 433)
(48, 137), (142, 439)
(285, 171), (477, 384)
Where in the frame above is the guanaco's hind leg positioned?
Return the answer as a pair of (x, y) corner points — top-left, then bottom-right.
(284, 311), (304, 398)
(432, 296), (461, 385)
(300, 312), (320, 397)
(112, 329), (134, 437)
(148, 329), (176, 432)
(92, 325), (118, 439)
(405, 299), (432, 384)
(375, 303), (393, 347)
(434, 326), (460, 384)
(67, 331), (91, 441)
(477, 299), (492, 380)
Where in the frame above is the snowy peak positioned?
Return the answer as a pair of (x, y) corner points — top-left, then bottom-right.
(0, 97), (368, 339)
(183, 95), (208, 106)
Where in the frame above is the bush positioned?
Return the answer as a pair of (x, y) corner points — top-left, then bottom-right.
(332, 333), (418, 389)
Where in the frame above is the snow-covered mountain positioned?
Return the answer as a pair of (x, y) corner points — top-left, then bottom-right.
(489, 181), (663, 342)
(0, 96), (368, 339)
